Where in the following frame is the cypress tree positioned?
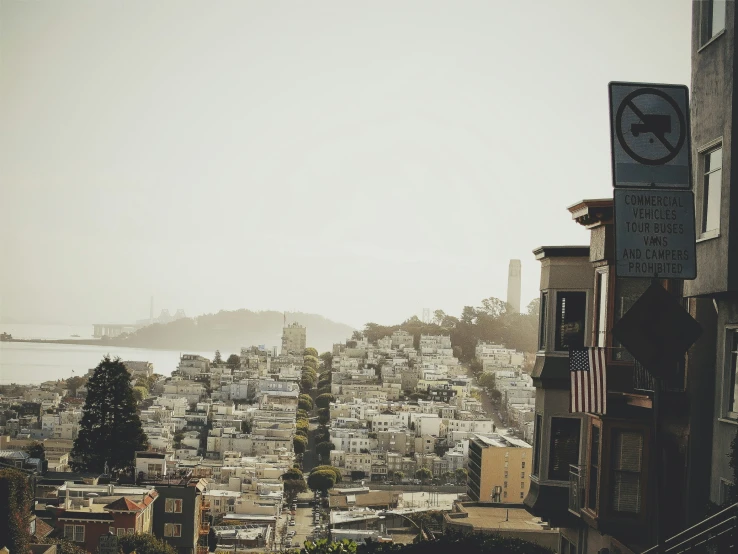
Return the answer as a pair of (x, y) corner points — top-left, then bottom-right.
(71, 356), (148, 473)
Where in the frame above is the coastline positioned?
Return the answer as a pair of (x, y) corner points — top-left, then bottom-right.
(0, 338), (183, 352)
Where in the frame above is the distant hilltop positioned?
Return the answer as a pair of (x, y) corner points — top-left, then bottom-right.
(98, 309), (355, 353)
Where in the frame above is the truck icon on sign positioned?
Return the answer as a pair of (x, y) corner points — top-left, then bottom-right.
(631, 114), (671, 138)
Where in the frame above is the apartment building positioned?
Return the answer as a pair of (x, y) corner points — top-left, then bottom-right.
(467, 433), (531, 503)
(281, 322), (306, 355)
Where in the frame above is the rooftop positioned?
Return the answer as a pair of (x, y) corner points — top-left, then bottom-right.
(446, 502), (557, 534)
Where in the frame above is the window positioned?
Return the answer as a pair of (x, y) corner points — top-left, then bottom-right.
(128, 529), (134, 535)
(611, 430), (644, 514)
(110, 527), (115, 534)
(555, 292), (586, 351)
(532, 414), (542, 476)
(504, 471), (508, 478)
(503, 491), (507, 498)
(538, 292), (548, 350)
(164, 523), (182, 537)
(726, 330), (738, 417)
(117, 528), (125, 537)
(520, 492), (524, 499)
(702, 147), (722, 235)
(64, 525), (85, 543)
(702, 0), (726, 44)
(612, 279), (650, 361)
(595, 270), (608, 348)
(588, 426), (600, 511)
(504, 481), (508, 487)
(549, 417), (581, 481)
(522, 461), (526, 468)
(561, 537), (577, 554)
(521, 472), (525, 478)
(165, 498), (183, 513)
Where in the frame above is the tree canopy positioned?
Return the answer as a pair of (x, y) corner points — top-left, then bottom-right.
(361, 295), (538, 360)
(307, 469), (337, 493)
(304, 347), (319, 358)
(415, 467), (432, 482)
(0, 468), (32, 554)
(118, 533), (177, 554)
(315, 393), (335, 409)
(25, 441), (45, 460)
(226, 354), (240, 369)
(71, 356), (148, 473)
(315, 441), (335, 461)
(293, 435), (308, 454)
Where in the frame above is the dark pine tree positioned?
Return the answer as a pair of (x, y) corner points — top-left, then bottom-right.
(71, 356), (148, 473)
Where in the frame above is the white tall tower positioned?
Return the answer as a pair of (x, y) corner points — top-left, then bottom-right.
(507, 260), (522, 314)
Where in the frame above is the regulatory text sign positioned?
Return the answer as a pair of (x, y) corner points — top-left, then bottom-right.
(614, 189), (696, 279)
(609, 82), (691, 189)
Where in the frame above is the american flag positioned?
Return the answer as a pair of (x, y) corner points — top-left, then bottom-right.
(569, 347), (607, 415)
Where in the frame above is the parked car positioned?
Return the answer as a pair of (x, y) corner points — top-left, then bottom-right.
(289, 520), (296, 526)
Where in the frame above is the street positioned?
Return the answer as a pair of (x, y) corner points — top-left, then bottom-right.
(275, 506), (316, 551)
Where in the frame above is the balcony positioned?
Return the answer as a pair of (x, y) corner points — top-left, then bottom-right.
(197, 547), (209, 554)
(568, 465), (585, 515)
(641, 503), (738, 554)
(199, 522), (210, 535)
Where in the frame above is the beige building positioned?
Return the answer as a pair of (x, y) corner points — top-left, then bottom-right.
(281, 322), (306, 355)
(467, 433), (531, 504)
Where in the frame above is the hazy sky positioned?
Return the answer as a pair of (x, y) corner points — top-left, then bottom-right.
(0, 1), (691, 328)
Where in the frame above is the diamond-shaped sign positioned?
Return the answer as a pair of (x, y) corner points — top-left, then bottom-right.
(611, 283), (702, 379)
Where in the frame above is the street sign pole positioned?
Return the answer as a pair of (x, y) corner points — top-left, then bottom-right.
(609, 82), (700, 553)
(653, 373), (662, 553)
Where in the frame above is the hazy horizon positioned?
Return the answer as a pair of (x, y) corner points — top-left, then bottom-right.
(0, 1), (691, 330)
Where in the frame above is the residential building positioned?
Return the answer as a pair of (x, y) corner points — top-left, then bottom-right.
(467, 433), (531, 503)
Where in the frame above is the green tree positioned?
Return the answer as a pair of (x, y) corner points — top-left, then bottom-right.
(118, 532), (177, 554)
(241, 419), (253, 434)
(314, 425), (330, 444)
(315, 441), (335, 461)
(283, 478), (308, 500)
(303, 356), (320, 370)
(71, 356), (148, 473)
(307, 470), (337, 493)
(319, 352), (333, 370)
(304, 347), (319, 358)
(0, 468), (32, 554)
(415, 467), (432, 483)
(65, 375), (87, 397)
(282, 467), (304, 481)
(25, 440), (45, 460)
(294, 435), (308, 454)
(300, 375), (315, 393)
(296, 428), (308, 438)
(455, 468), (468, 485)
(213, 350), (222, 364)
(299, 394), (314, 411)
(297, 409), (309, 420)
(478, 374), (496, 389)
(226, 354), (240, 369)
(173, 432), (185, 449)
(315, 393), (335, 409)
(132, 385), (149, 403)
(304, 538), (357, 554)
(40, 537), (87, 554)
(317, 410), (330, 426)
(393, 471), (404, 483)
(311, 466), (341, 482)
